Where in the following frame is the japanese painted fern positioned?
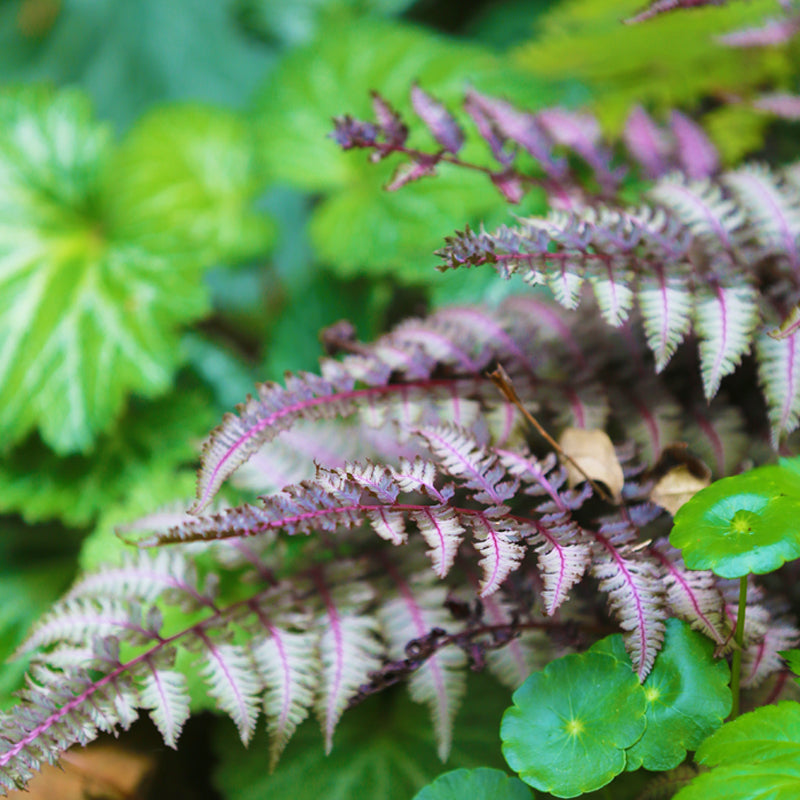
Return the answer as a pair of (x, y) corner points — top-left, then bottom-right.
(2, 90), (799, 792)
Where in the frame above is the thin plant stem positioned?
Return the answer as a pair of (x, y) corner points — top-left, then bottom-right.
(730, 575), (748, 719)
(488, 365), (616, 504)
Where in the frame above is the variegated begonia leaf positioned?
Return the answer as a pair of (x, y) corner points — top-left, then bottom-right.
(0, 86), (268, 454)
(669, 466), (800, 578)
(500, 639), (646, 797)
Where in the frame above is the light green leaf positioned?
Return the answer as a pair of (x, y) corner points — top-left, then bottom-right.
(214, 675), (515, 800)
(104, 104), (274, 264)
(500, 641), (646, 798)
(0, 86), (221, 453)
(413, 768), (534, 800)
(674, 703), (800, 800)
(669, 466), (800, 578)
(781, 649), (800, 680)
(624, 619), (731, 771)
(253, 17), (555, 280)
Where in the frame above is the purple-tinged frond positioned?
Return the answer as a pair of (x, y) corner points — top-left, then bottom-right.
(619, 384), (682, 466)
(694, 284), (760, 399)
(717, 15), (800, 47)
(756, 328), (800, 442)
(638, 270), (693, 372)
(330, 115), (380, 149)
(370, 91), (408, 149)
(670, 111), (718, 180)
(463, 92), (515, 166)
(589, 266), (636, 327)
(67, 550), (213, 611)
(411, 84), (464, 155)
(250, 608), (319, 769)
(650, 541), (728, 644)
(312, 580), (382, 753)
(416, 424), (517, 507)
(153, 482), (367, 545)
(137, 659), (191, 749)
(684, 401), (748, 477)
(479, 590), (550, 687)
(19, 599), (157, 654)
(391, 457), (451, 503)
(366, 507), (408, 545)
(195, 635), (261, 744)
(649, 175), (744, 252)
(411, 506), (465, 578)
(623, 106), (670, 179)
(536, 108), (620, 191)
(725, 164), (800, 274)
(378, 570), (466, 761)
(532, 518), (592, 615)
(741, 616), (799, 688)
(591, 525), (666, 680)
(753, 92), (800, 119)
(385, 156), (439, 191)
(465, 513), (525, 597)
(463, 90), (565, 178)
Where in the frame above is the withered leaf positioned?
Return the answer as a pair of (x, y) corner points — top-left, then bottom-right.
(650, 464), (711, 516)
(558, 427), (624, 503)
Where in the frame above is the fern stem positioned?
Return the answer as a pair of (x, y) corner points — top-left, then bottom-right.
(730, 575), (748, 719)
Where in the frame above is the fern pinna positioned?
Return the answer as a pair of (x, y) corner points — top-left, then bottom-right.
(0, 290), (792, 792)
(2, 88), (800, 791)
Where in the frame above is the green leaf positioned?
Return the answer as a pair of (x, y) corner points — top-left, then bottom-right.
(669, 466), (800, 578)
(623, 619), (731, 771)
(500, 641), (647, 798)
(214, 674), (515, 800)
(412, 768), (534, 800)
(781, 649), (800, 680)
(0, 378), (215, 527)
(0, 86), (214, 453)
(673, 703), (800, 800)
(253, 17), (555, 281)
(0, 0), (275, 129)
(104, 104), (274, 264)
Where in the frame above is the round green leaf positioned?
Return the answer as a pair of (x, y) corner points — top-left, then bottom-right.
(669, 466), (800, 578)
(500, 645), (646, 797)
(412, 768), (534, 800)
(623, 619), (731, 771)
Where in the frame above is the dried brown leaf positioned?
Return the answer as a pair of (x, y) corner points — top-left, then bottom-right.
(558, 427), (624, 503)
(650, 464), (711, 516)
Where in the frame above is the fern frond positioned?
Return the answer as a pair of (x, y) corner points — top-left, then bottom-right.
(312, 578), (383, 753)
(591, 515), (666, 680)
(378, 569), (467, 761)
